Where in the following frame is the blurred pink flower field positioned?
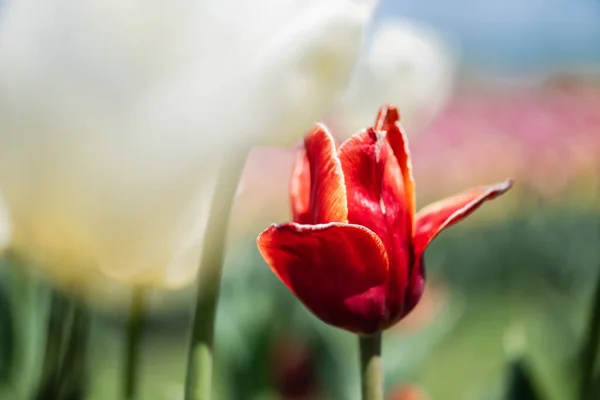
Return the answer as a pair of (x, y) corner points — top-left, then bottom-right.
(413, 77), (600, 201)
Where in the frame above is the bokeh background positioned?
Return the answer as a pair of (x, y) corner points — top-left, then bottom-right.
(2, 0), (600, 399)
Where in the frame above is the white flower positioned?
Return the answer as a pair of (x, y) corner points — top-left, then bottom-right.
(0, 194), (11, 252)
(0, 0), (377, 293)
(328, 18), (456, 138)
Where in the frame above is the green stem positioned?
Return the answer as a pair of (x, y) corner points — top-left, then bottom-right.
(35, 290), (68, 398)
(579, 267), (600, 400)
(185, 153), (249, 400)
(34, 290), (90, 400)
(123, 287), (147, 400)
(359, 333), (383, 400)
(56, 301), (90, 400)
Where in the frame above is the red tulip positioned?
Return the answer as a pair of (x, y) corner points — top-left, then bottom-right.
(257, 105), (512, 334)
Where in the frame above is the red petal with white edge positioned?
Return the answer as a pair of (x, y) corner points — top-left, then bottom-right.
(413, 179), (514, 259)
(299, 124), (348, 224)
(338, 128), (412, 322)
(375, 105), (416, 235)
(257, 222), (389, 334)
(290, 147), (311, 224)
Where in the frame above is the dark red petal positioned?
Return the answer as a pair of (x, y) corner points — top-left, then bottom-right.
(338, 128), (412, 323)
(375, 105), (416, 234)
(404, 258), (426, 314)
(302, 124), (348, 224)
(397, 259), (426, 326)
(413, 179), (514, 259)
(257, 222), (389, 334)
(290, 147), (311, 224)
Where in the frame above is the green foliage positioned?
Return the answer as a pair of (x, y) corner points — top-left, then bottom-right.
(0, 204), (599, 399)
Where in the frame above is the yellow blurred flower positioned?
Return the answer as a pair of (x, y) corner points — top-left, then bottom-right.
(0, 0), (378, 296)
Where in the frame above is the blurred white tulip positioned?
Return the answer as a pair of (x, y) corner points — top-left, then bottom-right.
(0, 195), (11, 252)
(328, 18), (456, 138)
(0, 0), (377, 296)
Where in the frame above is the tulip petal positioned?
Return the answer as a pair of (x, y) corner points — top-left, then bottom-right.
(257, 222), (389, 334)
(375, 105), (416, 234)
(337, 128), (411, 254)
(297, 125), (348, 224)
(338, 127), (412, 321)
(404, 259), (426, 318)
(413, 179), (514, 259)
(290, 147), (312, 224)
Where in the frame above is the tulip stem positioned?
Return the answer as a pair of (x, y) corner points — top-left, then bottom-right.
(185, 153), (248, 400)
(579, 266), (600, 400)
(35, 290), (89, 400)
(123, 287), (147, 400)
(359, 333), (383, 400)
(36, 290), (68, 398)
(57, 300), (90, 399)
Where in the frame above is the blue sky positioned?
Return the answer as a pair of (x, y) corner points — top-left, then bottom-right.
(0, 1), (598, 73)
(378, 0), (600, 72)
